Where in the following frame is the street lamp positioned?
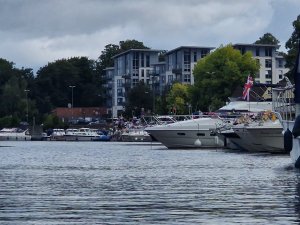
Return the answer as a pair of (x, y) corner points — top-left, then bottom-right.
(24, 89), (30, 123)
(69, 85), (76, 120)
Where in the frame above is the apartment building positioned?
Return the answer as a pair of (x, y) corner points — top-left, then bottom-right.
(164, 46), (215, 86)
(108, 49), (163, 117)
(104, 44), (289, 118)
(233, 43), (288, 84)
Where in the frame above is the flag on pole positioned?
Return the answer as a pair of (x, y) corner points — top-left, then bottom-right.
(242, 75), (253, 101)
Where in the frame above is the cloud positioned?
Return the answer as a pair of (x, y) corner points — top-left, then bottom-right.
(0, 0), (299, 72)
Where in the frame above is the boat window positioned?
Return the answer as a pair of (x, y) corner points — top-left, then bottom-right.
(197, 133), (205, 136)
(210, 133), (216, 136)
(177, 133), (186, 136)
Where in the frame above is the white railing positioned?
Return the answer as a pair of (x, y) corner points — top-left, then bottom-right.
(272, 85), (295, 121)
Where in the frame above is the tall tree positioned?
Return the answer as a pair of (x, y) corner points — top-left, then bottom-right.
(119, 39), (149, 51)
(124, 82), (152, 118)
(285, 15), (300, 73)
(166, 83), (191, 115)
(193, 45), (259, 111)
(34, 57), (101, 115)
(0, 58), (34, 122)
(254, 33), (280, 46)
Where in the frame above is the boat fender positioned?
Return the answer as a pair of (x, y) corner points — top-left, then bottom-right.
(194, 139), (202, 146)
(295, 156), (300, 169)
(292, 115), (300, 138)
(284, 129), (293, 153)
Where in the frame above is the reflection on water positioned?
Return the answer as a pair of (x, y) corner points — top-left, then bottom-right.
(0, 141), (300, 224)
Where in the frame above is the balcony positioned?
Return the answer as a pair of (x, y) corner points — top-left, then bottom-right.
(122, 74), (131, 79)
(172, 68), (182, 74)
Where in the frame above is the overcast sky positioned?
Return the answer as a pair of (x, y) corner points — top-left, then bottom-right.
(0, 0), (299, 74)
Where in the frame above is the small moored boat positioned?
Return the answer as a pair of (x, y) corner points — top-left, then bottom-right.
(0, 128), (31, 141)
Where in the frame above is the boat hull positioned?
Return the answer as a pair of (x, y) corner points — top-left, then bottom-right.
(232, 126), (284, 153)
(0, 135), (31, 141)
(121, 134), (152, 142)
(147, 129), (224, 149)
(64, 135), (99, 141)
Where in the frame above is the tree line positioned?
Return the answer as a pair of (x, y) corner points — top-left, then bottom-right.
(0, 15), (299, 128)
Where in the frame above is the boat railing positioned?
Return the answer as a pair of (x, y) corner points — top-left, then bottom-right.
(272, 84), (295, 121)
(141, 115), (190, 126)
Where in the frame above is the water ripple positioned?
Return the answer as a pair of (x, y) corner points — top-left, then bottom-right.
(0, 141), (299, 224)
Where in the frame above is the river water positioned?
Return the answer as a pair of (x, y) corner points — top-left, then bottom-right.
(0, 141), (300, 224)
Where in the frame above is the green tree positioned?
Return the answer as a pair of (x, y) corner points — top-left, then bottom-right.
(97, 44), (120, 73)
(285, 15), (300, 76)
(34, 57), (101, 116)
(193, 45), (259, 111)
(43, 114), (66, 130)
(0, 58), (35, 123)
(166, 83), (191, 115)
(124, 82), (152, 118)
(119, 39), (149, 51)
(254, 33), (280, 46)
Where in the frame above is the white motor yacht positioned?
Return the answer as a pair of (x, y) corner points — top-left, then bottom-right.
(0, 128), (31, 141)
(145, 117), (225, 149)
(50, 129), (66, 141)
(231, 112), (284, 153)
(64, 128), (101, 141)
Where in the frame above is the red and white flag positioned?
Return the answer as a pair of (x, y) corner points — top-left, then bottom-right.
(242, 75), (253, 101)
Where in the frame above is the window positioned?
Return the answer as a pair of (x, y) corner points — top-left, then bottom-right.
(265, 70), (272, 79)
(146, 54), (150, 67)
(141, 53), (144, 67)
(184, 51), (191, 72)
(184, 74), (191, 83)
(133, 52), (139, 69)
(141, 69), (144, 77)
(265, 47), (272, 57)
(265, 59), (272, 68)
(278, 59), (283, 68)
(201, 49), (208, 58)
(256, 48), (260, 56)
(193, 51), (197, 62)
(117, 79), (123, 87)
(132, 79), (139, 86)
(117, 88), (123, 96)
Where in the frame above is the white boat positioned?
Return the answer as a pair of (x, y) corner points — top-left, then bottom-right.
(120, 129), (152, 142)
(0, 128), (31, 141)
(145, 117), (225, 149)
(64, 128), (101, 141)
(145, 97), (276, 149)
(230, 112), (284, 153)
(218, 100), (272, 113)
(50, 129), (66, 141)
(272, 41), (300, 167)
